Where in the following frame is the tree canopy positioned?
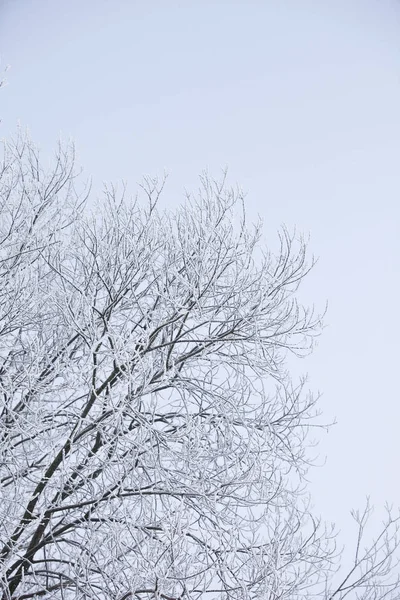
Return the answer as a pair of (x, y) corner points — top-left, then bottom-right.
(0, 131), (399, 600)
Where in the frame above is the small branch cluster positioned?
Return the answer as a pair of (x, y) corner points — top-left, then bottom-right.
(0, 60), (10, 90)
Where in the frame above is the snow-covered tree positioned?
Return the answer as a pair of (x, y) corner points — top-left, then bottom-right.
(0, 131), (399, 600)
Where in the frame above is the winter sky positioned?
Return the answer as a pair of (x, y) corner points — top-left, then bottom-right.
(1, 0), (400, 555)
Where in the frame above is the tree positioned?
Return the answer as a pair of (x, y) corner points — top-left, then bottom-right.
(0, 130), (399, 600)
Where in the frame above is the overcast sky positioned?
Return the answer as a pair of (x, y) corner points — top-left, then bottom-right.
(1, 0), (400, 561)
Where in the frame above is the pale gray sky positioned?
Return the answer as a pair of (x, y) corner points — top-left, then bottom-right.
(1, 0), (400, 552)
